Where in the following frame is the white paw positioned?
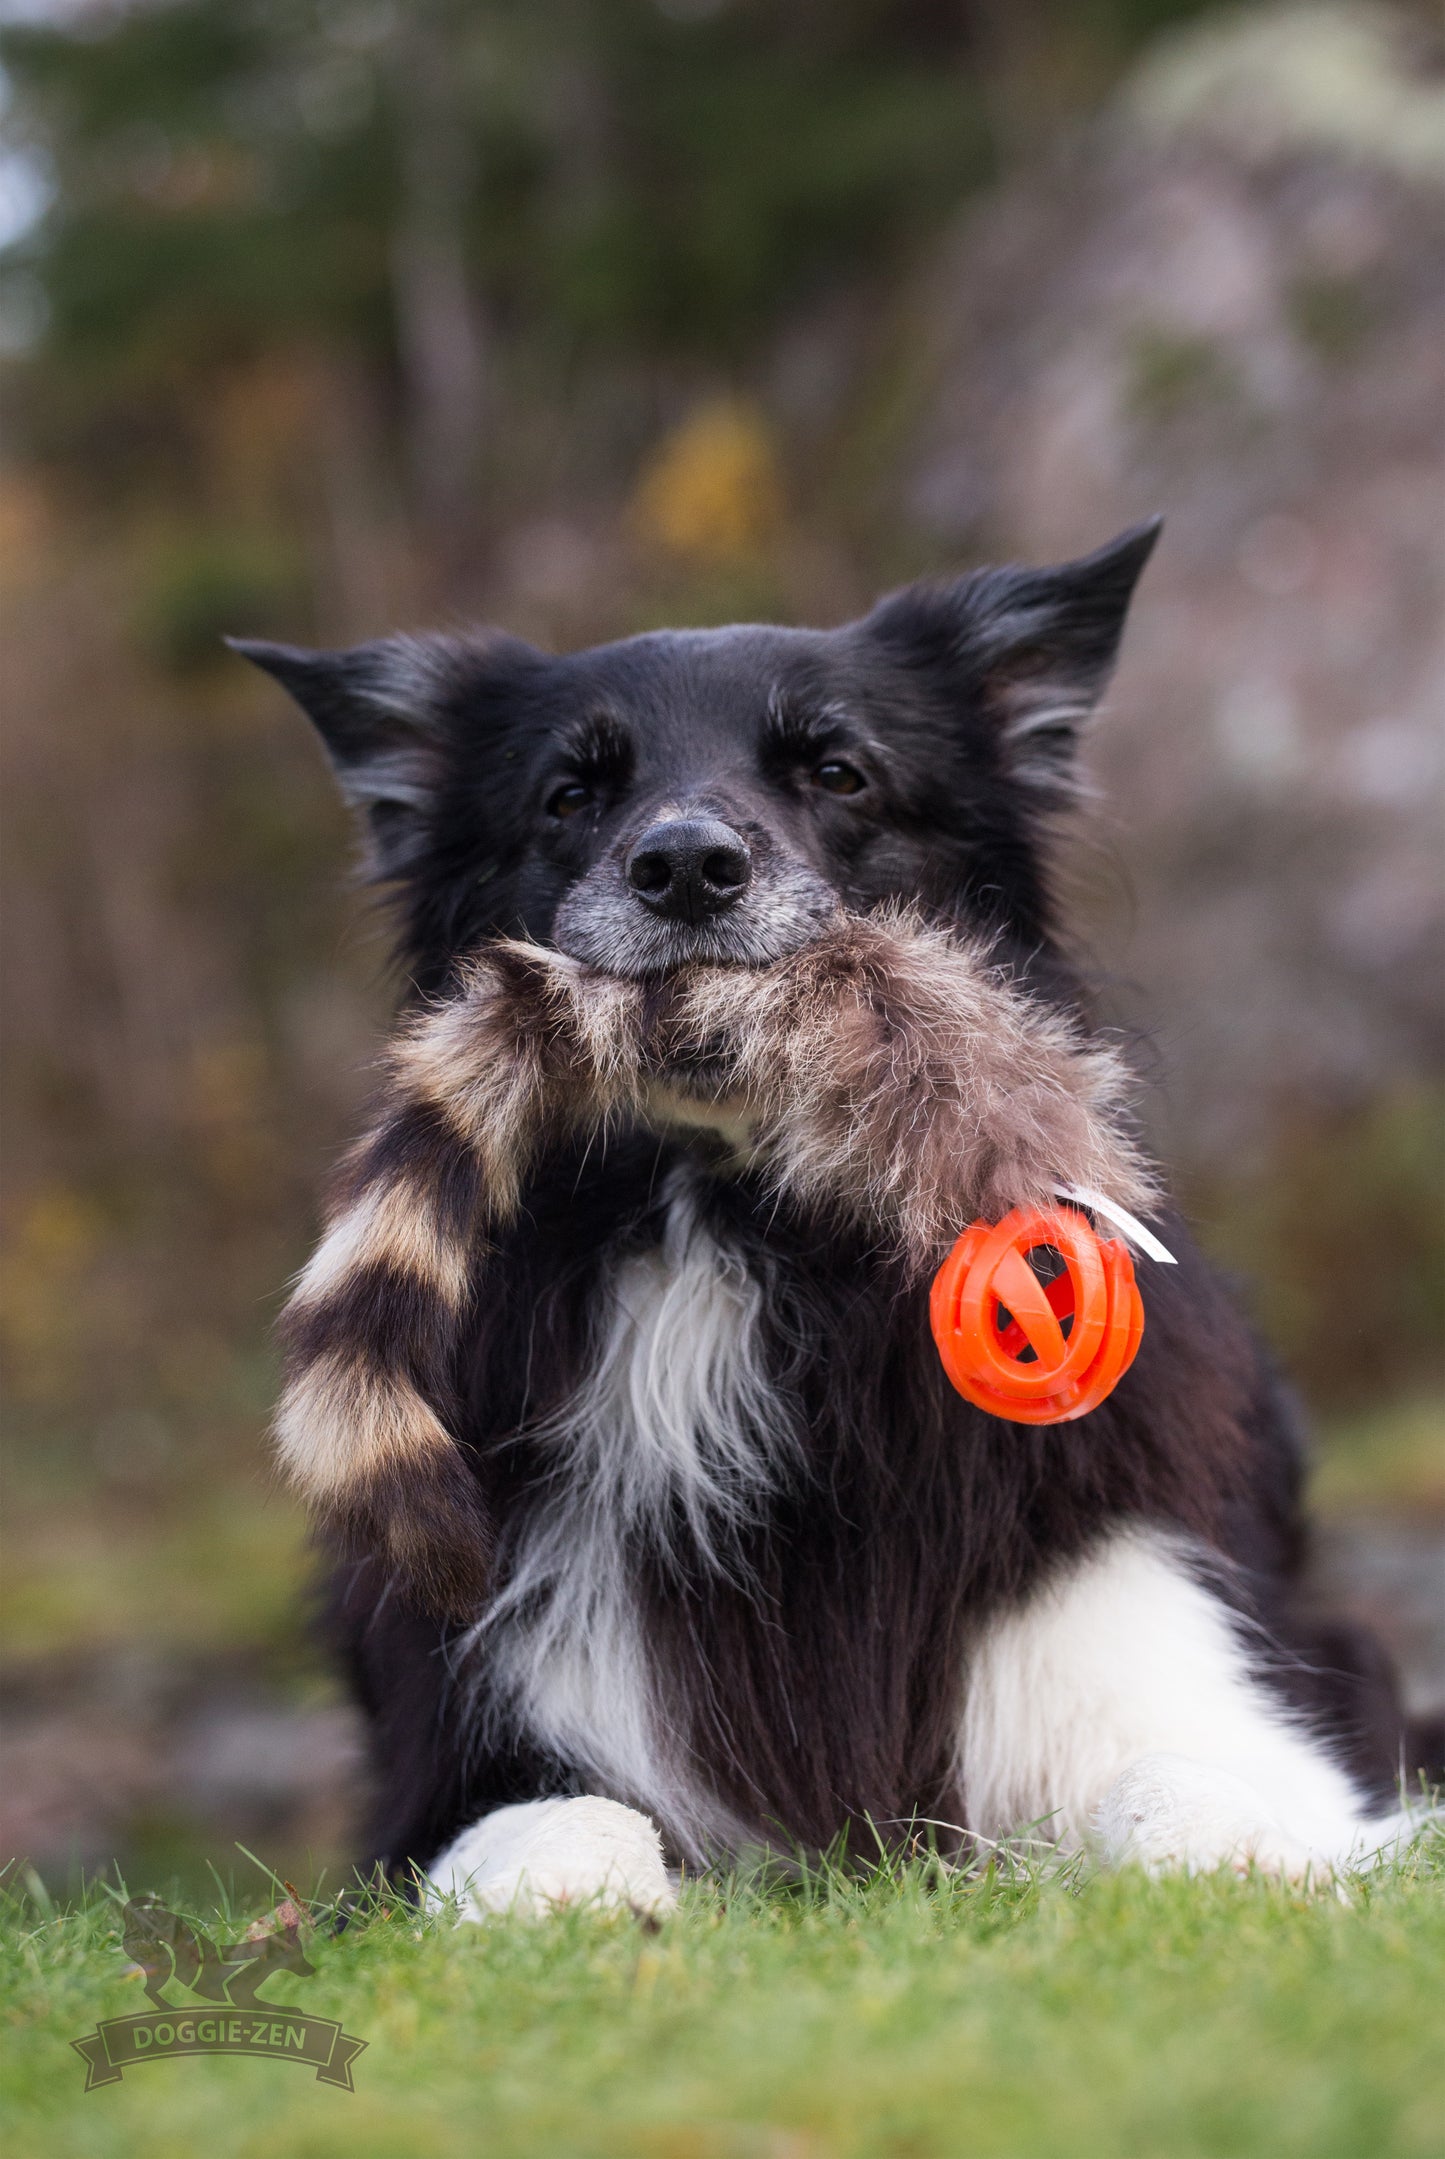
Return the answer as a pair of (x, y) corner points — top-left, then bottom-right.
(427, 1796), (677, 1920)
(1093, 1753), (1358, 1884)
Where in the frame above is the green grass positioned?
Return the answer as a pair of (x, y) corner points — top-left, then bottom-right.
(3, 1841), (1443, 2159)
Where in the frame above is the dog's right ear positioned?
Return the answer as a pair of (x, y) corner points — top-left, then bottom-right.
(227, 632), (470, 879)
(861, 520), (1161, 804)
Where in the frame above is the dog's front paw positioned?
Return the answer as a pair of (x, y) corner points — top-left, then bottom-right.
(428, 1796), (677, 1921)
(1092, 1753), (1354, 1885)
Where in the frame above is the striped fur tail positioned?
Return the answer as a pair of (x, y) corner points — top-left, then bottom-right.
(276, 917), (1154, 1613)
(275, 945), (644, 1613)
(664, 907), (1157, 1269)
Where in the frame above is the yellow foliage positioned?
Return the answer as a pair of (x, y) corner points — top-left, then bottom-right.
(5, 1183), (105, 1272)
(0, 1184), (107, 1404)
(631, 399), (785, 561)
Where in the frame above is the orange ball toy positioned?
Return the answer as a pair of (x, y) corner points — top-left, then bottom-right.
(929, 1204), (1143, 1424)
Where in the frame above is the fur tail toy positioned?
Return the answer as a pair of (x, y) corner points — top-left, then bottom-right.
(276, 910), (1158, 1613)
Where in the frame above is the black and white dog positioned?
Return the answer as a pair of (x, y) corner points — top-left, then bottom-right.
(236, 522), (1431, 1914)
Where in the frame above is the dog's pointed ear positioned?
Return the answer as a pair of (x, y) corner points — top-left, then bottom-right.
(227, 632), (475, 878)
(864, 519), (1161, 798)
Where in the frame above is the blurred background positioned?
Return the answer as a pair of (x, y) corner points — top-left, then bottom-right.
(1, 0), (1441, 1896)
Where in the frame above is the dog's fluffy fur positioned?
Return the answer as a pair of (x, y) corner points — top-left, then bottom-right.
(239, 523), (1437, 1903)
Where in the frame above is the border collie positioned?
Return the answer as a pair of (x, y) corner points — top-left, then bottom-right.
(235, 522), (1433, 1915)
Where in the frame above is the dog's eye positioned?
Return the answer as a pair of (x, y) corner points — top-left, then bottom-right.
(811, 759), (866, 796)
(546, 781), (594, 820)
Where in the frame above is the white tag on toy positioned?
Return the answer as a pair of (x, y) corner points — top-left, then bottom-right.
(1052, 1184), (1177, 1264)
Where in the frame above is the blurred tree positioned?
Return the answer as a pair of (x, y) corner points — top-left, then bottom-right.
(1, 0), (1224, 532)
(388, 1), (491, 533)
(9, 0), (1341, 1464)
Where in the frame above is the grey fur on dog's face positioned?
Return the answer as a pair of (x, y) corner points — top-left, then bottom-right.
(231, 521), (1159, 992)
(549, 803), (841, 979)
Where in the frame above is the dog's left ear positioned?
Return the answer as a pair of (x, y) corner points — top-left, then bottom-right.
(226, 632), (470, 878)
(864, 519), (1161, 796)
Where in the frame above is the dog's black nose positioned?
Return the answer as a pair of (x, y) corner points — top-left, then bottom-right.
(625, 817), (753, 924)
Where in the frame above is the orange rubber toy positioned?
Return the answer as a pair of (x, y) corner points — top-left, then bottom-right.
(929, 1204), (1143, 1424)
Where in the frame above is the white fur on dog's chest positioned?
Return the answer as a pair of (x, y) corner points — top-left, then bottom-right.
(472, 1179), (784, 1854)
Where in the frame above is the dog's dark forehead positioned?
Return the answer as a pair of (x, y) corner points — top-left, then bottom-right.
(545, 623), (849, 731)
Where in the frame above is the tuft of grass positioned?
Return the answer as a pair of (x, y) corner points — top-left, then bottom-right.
(1, 1835), (1442, 2159)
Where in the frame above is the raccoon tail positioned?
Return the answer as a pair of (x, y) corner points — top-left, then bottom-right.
(666, 906), (1158, 1271)
(275, 914), (1153, 1611)
(274, 943), (641, 1616)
